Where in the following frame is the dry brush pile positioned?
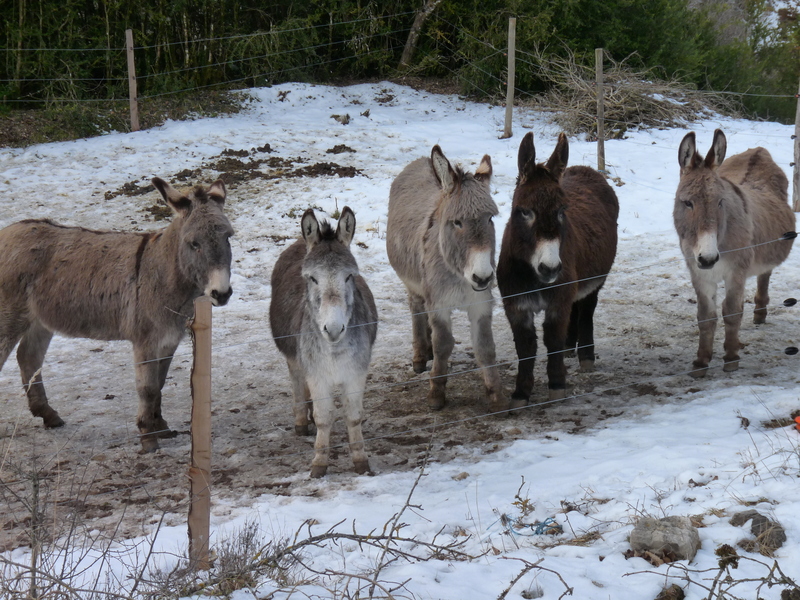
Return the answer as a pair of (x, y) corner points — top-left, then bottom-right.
(519, 48), (741, 138)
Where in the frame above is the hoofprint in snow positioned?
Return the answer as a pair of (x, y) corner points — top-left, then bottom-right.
(0, 82), (798, 599)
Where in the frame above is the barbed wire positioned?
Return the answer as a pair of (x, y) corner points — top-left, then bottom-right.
(6, 233), (796, 398)
(3, 334), (796, 488)
(136, 27), (413, 81)
(138, 42), (407, 101)
(133, 11), (416, 51)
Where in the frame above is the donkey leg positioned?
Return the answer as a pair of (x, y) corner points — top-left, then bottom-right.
(721, 273), (745, 372)
(307, 383), (334, 478)
(409, 292), (432, 373)
(343, 376), (371, 475)
(287, 358), (312, 436)
(133, 345), (166, 452)
(152, 345), (179, 439)
(427, 310), (454, 411)
(17, 321), (63, 428)
(504, 300), (537, 409)
(690, 277), (718, 378)
(753, 271), (772, 324)
(468, 300), (508, 414)
(564, 303), (580, 359)
(575, 289), (600, 372)
(542, 304), (571, 401)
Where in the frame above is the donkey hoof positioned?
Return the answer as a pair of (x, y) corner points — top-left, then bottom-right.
(412, 360), (429, 374)
(427, 390), (446, 411)
(723, 359), (740, 372)
(310, 465), (328, 479)
(579, 359), (596, 373)
(43, 414), (65, 429)
(353, 460), (372, 475)
(548, 388), (567, 401)
(139, 435), (160, 453)
(689, 365), (709, 378)
(295, 424), (310, 436)
(753, 310), (767, 325)
(509, 396), (528, 413)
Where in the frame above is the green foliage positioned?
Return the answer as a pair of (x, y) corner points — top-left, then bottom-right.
(1, 0), (798, 122)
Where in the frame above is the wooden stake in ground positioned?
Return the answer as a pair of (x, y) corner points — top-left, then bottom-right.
(502, 17), (517, 139)
(793, 77), (800, 211)
(125, 29), (140, 132)
(595, 48), (605, 172)
(188, 297), (212, 570)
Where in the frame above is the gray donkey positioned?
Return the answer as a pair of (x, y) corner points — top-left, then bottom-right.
(0, 178), (234, 451)
(387, 145), (508, 413)
(674, 129), (795, 377)
(270, 207), (377, 478)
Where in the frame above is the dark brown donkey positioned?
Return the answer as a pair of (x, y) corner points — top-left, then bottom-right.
(497, 132), (618, 407)
(0, 178), (234, 451)
(674, 129), (795, 376)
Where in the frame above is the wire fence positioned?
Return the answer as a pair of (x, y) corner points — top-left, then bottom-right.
(2, 229), (797, 472)
(3, 16), (799, 109)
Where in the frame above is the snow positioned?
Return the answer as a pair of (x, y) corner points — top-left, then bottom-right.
(1, 81), (799, 599)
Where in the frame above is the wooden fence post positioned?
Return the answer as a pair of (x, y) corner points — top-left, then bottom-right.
(793, 76), (800, 212)
(188, 297), (212, 571)
(125, 29), (140, 132)
(595, 48), (605, 172)
(502, 17), (517, 139)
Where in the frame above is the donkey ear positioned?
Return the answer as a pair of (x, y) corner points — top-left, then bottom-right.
(152, 177), (191, 216)
(545, 133), (569, 180)
(431, 145), (456, 192)
(517, 132), (536, 181)
(207, 179), (227, 205)
(678, 132), (697, 170)
(336, 206), (356, 247)
(474, 154), (492, 183)
(300, 209), (321, 250)
(705, 129), (726, 168)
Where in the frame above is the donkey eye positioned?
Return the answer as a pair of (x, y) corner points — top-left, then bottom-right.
(558, 207), (566, 222)
(517, 207), (533, 220)
(189, 240), (201, 250)
(309, 276), (318, 284)
(345, 274), (353, 283)
(453, 219), (463, 229)
(683, 200), (693, 209)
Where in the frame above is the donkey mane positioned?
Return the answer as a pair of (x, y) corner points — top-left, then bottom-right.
(313, 219), (338, 241)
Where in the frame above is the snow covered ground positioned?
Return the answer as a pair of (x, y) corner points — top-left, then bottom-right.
(1, 81), (799, 599)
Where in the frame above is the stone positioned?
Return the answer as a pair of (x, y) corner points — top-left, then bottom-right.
(629, 516), (701, 561)
(730, 510), (786, 555)
(655, 584), (685, 600)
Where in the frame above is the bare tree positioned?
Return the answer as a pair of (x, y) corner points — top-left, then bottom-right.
(398, 0), (442, 71)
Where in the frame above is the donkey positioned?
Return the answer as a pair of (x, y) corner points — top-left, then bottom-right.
(387, 145), (508, 413)
(270, 207), (377, 478)
(674, 129), (795, 377)
(0, 178), (234, 452)
(497, 132), (619, 408)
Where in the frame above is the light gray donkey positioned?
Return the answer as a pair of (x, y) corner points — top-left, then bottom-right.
(269, 207), (378, 478)
(0, 178), (234, 451)
(674, 129), (795, 377)
(387, 145), (508, 413)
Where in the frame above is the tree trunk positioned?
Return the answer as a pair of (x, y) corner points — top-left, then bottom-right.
(398, 0), (441, 71)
